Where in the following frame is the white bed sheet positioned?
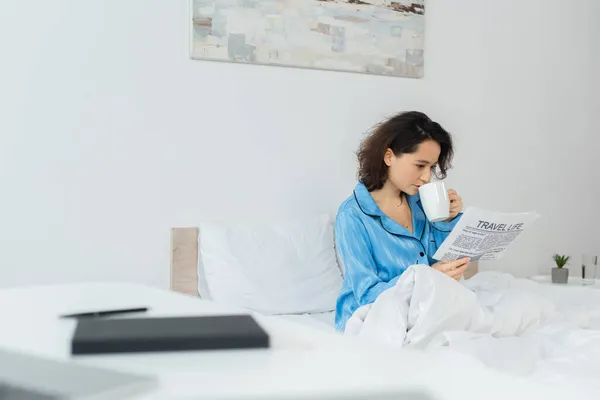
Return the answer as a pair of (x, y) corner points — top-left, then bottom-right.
(265, 311), (338, 334)
(345, 266), (600, 398)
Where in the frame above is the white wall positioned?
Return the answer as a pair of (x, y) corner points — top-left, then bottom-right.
(0, 0), (598, 289)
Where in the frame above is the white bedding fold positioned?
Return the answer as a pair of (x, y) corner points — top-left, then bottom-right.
(345, 265), (600, 396)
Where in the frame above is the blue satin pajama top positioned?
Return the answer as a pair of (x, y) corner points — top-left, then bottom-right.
(334, 181), (462, 332)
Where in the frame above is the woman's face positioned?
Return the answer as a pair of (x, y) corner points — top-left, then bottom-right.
(384, 139), (441, 195)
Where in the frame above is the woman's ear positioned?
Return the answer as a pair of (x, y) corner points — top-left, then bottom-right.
(383, 148), (394, 167)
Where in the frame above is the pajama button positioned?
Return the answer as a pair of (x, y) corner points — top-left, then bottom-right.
(420, 252), (425, 257)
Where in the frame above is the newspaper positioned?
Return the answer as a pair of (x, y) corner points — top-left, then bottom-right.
(432, 207), (540, 262)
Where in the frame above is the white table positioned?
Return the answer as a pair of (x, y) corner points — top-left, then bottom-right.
(0, 282), (586, 399)
(528, 274), (600, 288)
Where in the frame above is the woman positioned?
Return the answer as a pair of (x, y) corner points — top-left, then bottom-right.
(334, 111), (470, 332)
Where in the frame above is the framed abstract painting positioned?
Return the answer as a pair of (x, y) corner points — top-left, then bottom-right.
(190, 1), (425, 78)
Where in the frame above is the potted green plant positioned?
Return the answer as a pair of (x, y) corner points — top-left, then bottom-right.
(552, 254), (570, 284)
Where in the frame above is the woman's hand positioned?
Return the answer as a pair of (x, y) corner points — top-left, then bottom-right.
(447, 189), (463, 221)
(431, 258), (471, 281)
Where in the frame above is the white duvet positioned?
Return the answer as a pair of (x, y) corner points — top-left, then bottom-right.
(345, 266), (600, 396)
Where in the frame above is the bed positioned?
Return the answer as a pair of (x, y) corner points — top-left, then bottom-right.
(169, 221), (600, 399)
(169, 217), (477, 334)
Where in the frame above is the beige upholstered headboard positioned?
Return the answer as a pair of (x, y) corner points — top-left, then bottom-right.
(169, 228), (199, 296)
(168, 227), (479, 297)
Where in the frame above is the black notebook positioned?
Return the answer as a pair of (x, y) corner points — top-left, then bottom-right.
(71, 314), (270, 355)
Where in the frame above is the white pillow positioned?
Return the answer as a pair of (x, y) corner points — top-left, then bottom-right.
(199, 214), (343, 315)
(196, 239), (212, 300)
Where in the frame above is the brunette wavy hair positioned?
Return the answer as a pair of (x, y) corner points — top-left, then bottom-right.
(357, 111), (454, 191)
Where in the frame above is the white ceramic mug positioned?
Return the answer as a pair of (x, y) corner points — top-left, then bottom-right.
(418, 181), (450, 222)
